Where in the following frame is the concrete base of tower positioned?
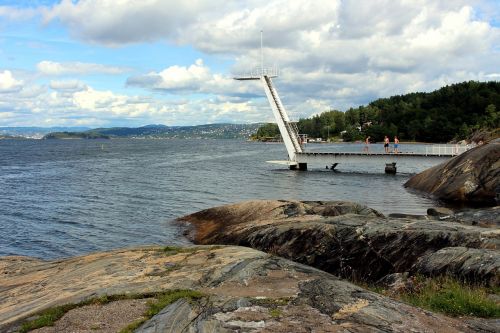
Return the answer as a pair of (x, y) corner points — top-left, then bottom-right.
(385, 162), (397, 174)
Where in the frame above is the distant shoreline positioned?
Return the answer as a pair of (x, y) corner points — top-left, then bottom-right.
(0, 136), (468, 145)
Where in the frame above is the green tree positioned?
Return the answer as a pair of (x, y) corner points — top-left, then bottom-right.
(342, 125), (363, 142)
(252, 123), (280, 140)
(345, 108), (360, 127)
(457, 123), (471, 140)
(483, 104), (499, 129)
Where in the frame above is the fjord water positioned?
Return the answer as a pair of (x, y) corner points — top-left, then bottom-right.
(1, 139), (441, 259)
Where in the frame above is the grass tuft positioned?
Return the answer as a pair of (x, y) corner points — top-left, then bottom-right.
(160, 246), (201, 256)
(401, 277), (499, 318)
(269, 308), (282, 318)
(251, 297), (290, 320)
(20, 305), (75, 333)
(251, 297), (290, 308)
(118, 318), (148, 333)
(145, 290), (205, 317)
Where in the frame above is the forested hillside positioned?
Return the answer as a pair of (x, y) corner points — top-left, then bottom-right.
(254, 81), (499, 142)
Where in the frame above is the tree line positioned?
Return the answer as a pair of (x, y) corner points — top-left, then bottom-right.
(253, 81), (499, 143)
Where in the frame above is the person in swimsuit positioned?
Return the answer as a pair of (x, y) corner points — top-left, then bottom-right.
(363, 136), (370, 153)
(394, 136), (399, 153)
(384, 135), (389, 153)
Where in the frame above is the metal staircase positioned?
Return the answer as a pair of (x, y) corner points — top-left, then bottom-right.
(262, 75), (303, 160)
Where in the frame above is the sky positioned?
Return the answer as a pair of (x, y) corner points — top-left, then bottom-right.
(0, 0), (499, 127)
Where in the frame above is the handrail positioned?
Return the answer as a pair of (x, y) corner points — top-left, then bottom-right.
(424, 144), (470, 156)
(264, 76), (302, 152)
(235, 66), (280, 79)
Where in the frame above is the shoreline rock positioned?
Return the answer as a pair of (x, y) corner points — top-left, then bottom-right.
(178, 200), (499, 286)
(1, 245), (496, 333)
(404, 140), (500, 205)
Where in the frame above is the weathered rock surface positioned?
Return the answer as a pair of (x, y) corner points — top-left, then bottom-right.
(413, 247), (499, 284)
(179, 200), (499, 285)
(1, 245), (495, 332)
(453, 206), (500, 227)
(427, 207), (455, 217)
(404, 140), (500, 204)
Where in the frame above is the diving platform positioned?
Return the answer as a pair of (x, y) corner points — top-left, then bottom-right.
(292, 151), (453, 171)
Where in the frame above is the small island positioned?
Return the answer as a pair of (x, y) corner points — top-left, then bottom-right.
(43, 131), (111, 140)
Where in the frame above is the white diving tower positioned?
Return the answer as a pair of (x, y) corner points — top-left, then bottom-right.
(235, 69), (305, 169)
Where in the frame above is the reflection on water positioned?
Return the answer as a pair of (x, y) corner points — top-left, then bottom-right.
(0, 139), (444, 259)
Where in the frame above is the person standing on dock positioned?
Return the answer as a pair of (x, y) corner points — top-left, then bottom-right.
(363, 136), (371, 153)
(394, 136), (399, 153)
(384, 136), (390, 153)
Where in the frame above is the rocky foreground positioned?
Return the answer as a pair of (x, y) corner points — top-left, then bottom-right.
(179, 200), (499, 287)
(1, 245), (497, 333)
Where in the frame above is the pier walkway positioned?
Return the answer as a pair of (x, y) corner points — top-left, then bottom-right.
(293, 151), (454, 171)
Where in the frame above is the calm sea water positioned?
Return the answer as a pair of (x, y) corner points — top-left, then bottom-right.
(0, 139), (443, 259)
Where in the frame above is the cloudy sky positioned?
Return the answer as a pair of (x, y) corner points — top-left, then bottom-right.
(0, 0), (499, 127)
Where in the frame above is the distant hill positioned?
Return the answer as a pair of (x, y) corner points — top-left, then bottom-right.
(42, 123), (262, 140)
(43, 132), (111, 140)
(0, 127), (90, 139)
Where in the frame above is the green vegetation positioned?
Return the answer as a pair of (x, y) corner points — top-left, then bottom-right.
(20, 290), (205, 333)
(160, 245), (223, 256)
(250, 297), (290, 307)
(118, 290), (205, 333)
(145, 289), (204, 318)
(251, 122), (281, 141)
(117, 320), (144, 333)
(401, 277), (499, 318)
(43, 131), (110, 139)
(367, 276), (500, 318)
(161, 245), (200, 256)
(250, 297), (289, 319)
(20, 304), (74, 332)
(254, 81), (500, 143)
(269, 308), (282, 318)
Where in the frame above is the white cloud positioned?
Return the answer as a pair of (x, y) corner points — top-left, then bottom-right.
(149, 58), (211, 91)
(50, 80), (87, 92)
(0, 70), (23, 93)
(127, 59), (261, 97)
(41, 0), (221, 46)
(37, 61), (128, 76)
(0, 111), (15, 119)
(0, 6), (37, 21)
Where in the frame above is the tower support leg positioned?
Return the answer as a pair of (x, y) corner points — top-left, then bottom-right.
(298, 163), (308, 171)
(385, 162), (397, 174)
